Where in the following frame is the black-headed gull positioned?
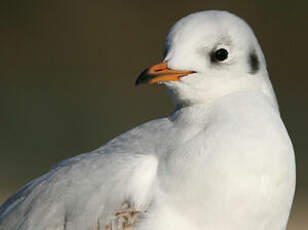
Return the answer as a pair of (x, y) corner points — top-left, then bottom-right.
(0, 10), (295, 230)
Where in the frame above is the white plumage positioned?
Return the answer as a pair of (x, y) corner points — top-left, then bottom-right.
(0, 10), (295, 230)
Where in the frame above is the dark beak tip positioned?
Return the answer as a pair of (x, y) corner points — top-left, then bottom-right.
(135, 68), (152, 86)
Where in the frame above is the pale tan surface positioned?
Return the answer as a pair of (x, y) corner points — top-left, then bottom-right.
(104, 202), (141, 230)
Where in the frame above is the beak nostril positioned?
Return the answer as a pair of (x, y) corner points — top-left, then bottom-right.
(156, 69), (165, 72)
(152, 66), (166, 72)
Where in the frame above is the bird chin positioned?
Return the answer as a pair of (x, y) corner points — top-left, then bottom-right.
(164, 82), (193, 108)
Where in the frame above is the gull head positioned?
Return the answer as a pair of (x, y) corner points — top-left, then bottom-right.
(136, 10), (277, 108)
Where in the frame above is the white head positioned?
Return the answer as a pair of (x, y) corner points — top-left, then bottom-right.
(136, 10), (277, 109)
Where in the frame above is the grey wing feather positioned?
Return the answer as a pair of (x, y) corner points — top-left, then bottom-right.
(0, 118), (170, 230)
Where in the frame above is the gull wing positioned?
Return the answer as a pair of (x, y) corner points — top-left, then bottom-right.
(0, 118), (169, 230)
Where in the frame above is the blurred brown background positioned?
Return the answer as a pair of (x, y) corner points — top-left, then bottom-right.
(0, 0), (307, 229)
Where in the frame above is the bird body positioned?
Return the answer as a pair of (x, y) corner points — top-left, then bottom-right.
(0, 10), (295, 230)
(141, 92), (295, 230)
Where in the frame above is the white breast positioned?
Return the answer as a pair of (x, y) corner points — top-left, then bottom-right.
(136, 92), (296, 230)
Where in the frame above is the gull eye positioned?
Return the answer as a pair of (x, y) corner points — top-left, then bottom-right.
(211, 48), (228, 62)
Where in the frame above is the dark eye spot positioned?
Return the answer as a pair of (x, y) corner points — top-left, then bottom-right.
(249, 51), (259, 74)
(211, 48), (228, 63)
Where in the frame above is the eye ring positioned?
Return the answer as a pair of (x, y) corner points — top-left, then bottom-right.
(211, 48), (229, 62)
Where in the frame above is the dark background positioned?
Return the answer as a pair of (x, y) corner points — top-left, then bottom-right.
(0, 1), (307, 229)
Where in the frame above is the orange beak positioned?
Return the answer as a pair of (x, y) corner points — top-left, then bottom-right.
(135, 62), (195, 85)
